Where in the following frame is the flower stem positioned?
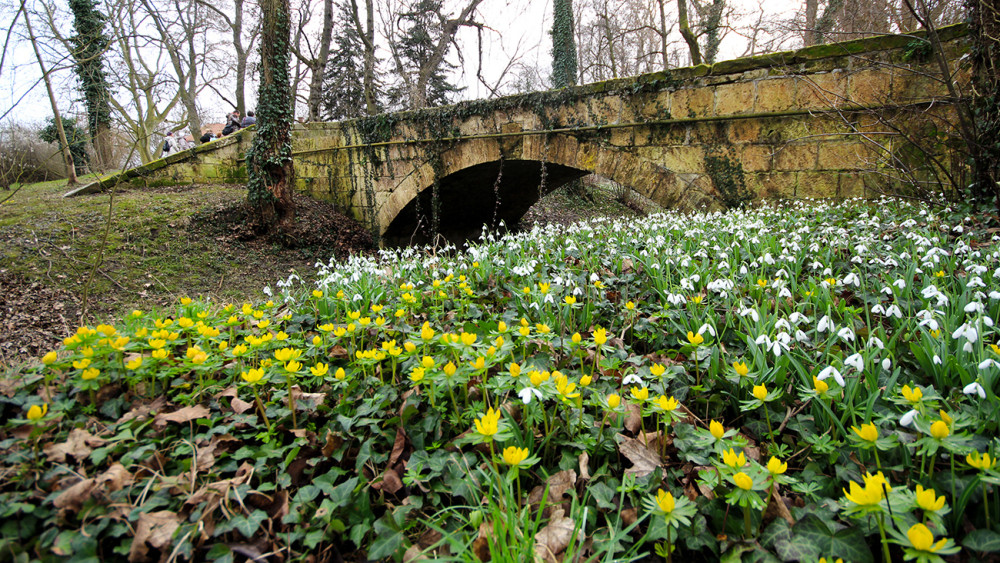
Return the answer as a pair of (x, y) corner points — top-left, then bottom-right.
(252, 386), (271, 433)
(743, 504), (752, 538)
(876, 514), (891, 563)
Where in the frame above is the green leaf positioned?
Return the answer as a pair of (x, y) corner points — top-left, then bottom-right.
(791, 514), (873, 563)
(588, 482), (617, 510)
(962, 529), (1000, 553)
(329, 477), (359, 508)
(233, 510), (268, 539)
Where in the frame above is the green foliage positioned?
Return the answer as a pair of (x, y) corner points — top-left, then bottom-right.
(968, 0), (1000, 205)
(38, 117), (90, 174)
(68, 0), (112, 143)
(704, 151), (751, 209)
(550, 0), (577, 88)
(389, 0), (464, 109)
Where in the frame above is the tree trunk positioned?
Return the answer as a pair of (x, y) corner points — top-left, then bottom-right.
(349, 0), (377, 114)
(306, 0), (334, 121)
(678, 0), (701, 65)
(804, 0), (818, 46)
(247, 0), (294, 228)
(657, 0), (669, 70)
(234, 0), (247, 115)
(25, 11), (77, 185)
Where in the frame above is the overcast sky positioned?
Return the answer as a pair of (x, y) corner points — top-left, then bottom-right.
(0, 0), (803, 127)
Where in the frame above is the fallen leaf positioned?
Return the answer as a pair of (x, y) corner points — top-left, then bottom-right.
(617, 435), (661, 478)
(231, 397), (254, 414)
(621, 507), (638, 526)
(624, 403), (642, 433)
(322, 430), (343, 457)
(290, 386), (325, 410)
(528, 469), (577, 507)
(53, 478), (96, 512)
(117, 396), (168, 424)
(762, 487), (795, 527)
(389, 426), (409, 468)
(97, 463), (133, 492)
(154, 405), (211, 427)
(471, 521), (494, 562)
(129, 511), (180, 562)
(578, 452), (591, 482)
(533, 508), (577, 563)
(44, 428), (108, 463)
(374, 467), (404, 495)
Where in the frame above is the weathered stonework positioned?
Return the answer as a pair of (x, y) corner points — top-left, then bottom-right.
(74, 25), (969, 244)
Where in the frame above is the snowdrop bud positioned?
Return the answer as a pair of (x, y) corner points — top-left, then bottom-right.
(882, 358), (891, 370)
(933, 355), (942, 365)
(964, 342), (974, 353)
(963, 381), (987, 399)
(900, 409), (918, 427)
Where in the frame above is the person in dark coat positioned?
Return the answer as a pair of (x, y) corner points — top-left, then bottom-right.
(241, 111), (256, 128)
(222, 111), (241, 136)
(200, 130), (214, 144)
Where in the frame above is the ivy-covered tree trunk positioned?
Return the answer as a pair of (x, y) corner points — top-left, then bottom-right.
(968, 0), (1000, 207)
(246, 0), (294, 228)
(69, 0), (114, 170)
(551, 0), (577, 87)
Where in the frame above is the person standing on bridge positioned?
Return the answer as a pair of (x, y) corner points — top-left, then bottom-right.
(222, 111), (242, 136)
(241, 110), (256, 128)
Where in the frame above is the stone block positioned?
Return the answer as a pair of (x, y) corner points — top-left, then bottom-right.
(817, 142), (868, 170)
(795, 71), (847, 109)
(774, 143), (818, 170)
(652, 146), (706, 174)
(848, 69), (892, 105)
(672, 87), (714, 118)
(756, 78), (796, 112)
(610, 128), (634, 147)
(741, 144), (774, 171)
(714, 82), (756, 115)
(796, 171), (839, 198)
(838, 173), (867, 198)
(757, 171), (798, 198)
(728, 119), (761, 143)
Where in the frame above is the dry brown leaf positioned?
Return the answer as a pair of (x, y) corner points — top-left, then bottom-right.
(322, 430), (343, 457)
(329, 345), (349, 359)
(290, 386), (326, 410)
(44, 428), (108, 463)
(621, 507), (638, 526)
(117, 396), (167, 424)
(374, 467), (404, 495)
(578, 452), (591, 482)
(471, 521), (495, 562)
(53, 478), (96, 512)
(618, 435), (662, 478)
(153, 405), (211, 427)
(389, 426), (409, 468)
(624, 403), (641, 433)
(96, 463), (133, 492)
(528, 469), (577, 507)
(216, 387), (238, 399)
(230, 396), (254, 414)
(762, 487), (796, 527)
(196, 442), (217, 472)
(533, 508), (576, 563)
(128, 511), (180, 562)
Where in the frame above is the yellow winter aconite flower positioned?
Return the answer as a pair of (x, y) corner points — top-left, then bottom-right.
(538, 282), (550, 294)
(81, 367), (99, 380)
(241, 368), (264, 384)
(843, 472), (891, 507)
(722, 448), (746, 469)
(178, 317), (194, 329)
(852, 423), (879, 443)
(901, 384), (923, 403)
(813, 376), (829, 394)
(312, 290), (323, 298)
(733, 361), (749, 377)
(460, 332), (477, 346)
(152, 349), (168, 360)
(180, 297), (192, 305)
(607, 394), (621, 409)
(691, 295), (703, 304)
(710, 420), (724, 440)
(571, 332), (581, 344)
(474, 408), (501, 439)
(907, 523), (948, 553)
(757, 279), (768, 288)
(42, 351), (58, 365)
(654, 395), (679, 411)
(257, 319), (270, 328)
(752, 384), (768, 401)
(403, 341), (417, 353)
(654, 489), (676, 513)
(502, 446), (529, 466)
(409, 367), (425, 383)
(443, 362), (457, 377)
(420, 322), (435, 340)
(72, 358), (91, 370)
(96, 324), (116, 337)
(915, 485), (945, 512)
(126, 357), (143, 370)
(310, 363), (329, 377)
(967, 451), (996, 471)
(687, 331), (704, 345)
(767, 456), (788, 475)
(555, 374), (579, 399)
(27, 403), (48, 421)
(334, 368), (346, 380)
(421, 356), (435, 369)
(579, 374), (592, 386)
(593, 327), (607, 346)
(630, 386), (649, 401)
(732, 472), (754, 490)
(930, 420), (950, 439)
(564, 295), (577, 305)
(625, 301), (635, 310)
(285, 360), (302, 373)
(518, 326), (530, 337)
(650, 364), (666, 378)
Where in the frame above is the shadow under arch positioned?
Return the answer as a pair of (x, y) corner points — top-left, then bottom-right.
(378, 135), (713, 246)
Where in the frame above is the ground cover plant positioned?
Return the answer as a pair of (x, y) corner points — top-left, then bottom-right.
(2, 197), (1000, 562)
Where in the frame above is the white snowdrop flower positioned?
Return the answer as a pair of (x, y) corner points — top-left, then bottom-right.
(964, 381), (987, 398)
(788, 312), (809, 325)
(844, 353), (864, 371)
(921, 285), (942, 299)
(740, 265), (748, 275)
(519, 387), (543, 405)
(755, 334), (771, 346)
(900, 409), (919, 427)
(918, 317), (940, 331)
(965, 342), (975, 353)
(881, 286), (894, 295)
(893, 278), (907, 289)
(885, 304), (903, 319)
(985, 317), (995, 328)
(965, 301), (985, 314)
(698, 323), (716, 337)
(775, 319), (791, 331)
(843, 273), (861, 286)
(868, 336), (885, 350)
(573, 286), (583, 296)
(352, 293), (363, 302)
(795, 330), (810, 343)
(817, 315), (835, 333)
(837, 327), (856, 342)
(882, 358), (891, 370)
(968, 276), (986, 289)
(871, 304), (886, 315)
(778, 287), (792, 298)
(589, 272), (600, 282)
(263, 286), (273, 296)
(774, 268), (788, 278)
(953, 323), (979, 343)
(978, 359), (1000, 370)
(623, 373), (644, 386)
(817, 366), (845, 387)
(740, 308), (760, 322)
(544, 294), (554, 304)
(529, 302), (540, 310)
(953, 224), (964, 233)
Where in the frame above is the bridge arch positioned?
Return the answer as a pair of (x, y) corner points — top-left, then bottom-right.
(378, 133), (715, 245)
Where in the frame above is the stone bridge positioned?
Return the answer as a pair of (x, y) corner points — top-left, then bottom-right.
(82, 25), (968, 244)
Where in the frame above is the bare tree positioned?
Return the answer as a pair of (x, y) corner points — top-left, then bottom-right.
(194, 0), (260, 116)
(290, 0), (334, 121)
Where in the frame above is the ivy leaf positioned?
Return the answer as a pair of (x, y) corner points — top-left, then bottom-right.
(233, 510), (268, 538)
(962, 529), (1000, 553)
(588, 482), (617, 510)
(328, 477), (358, 508)
(789, 514), (873, 563)
(367, 515), (404, 560)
